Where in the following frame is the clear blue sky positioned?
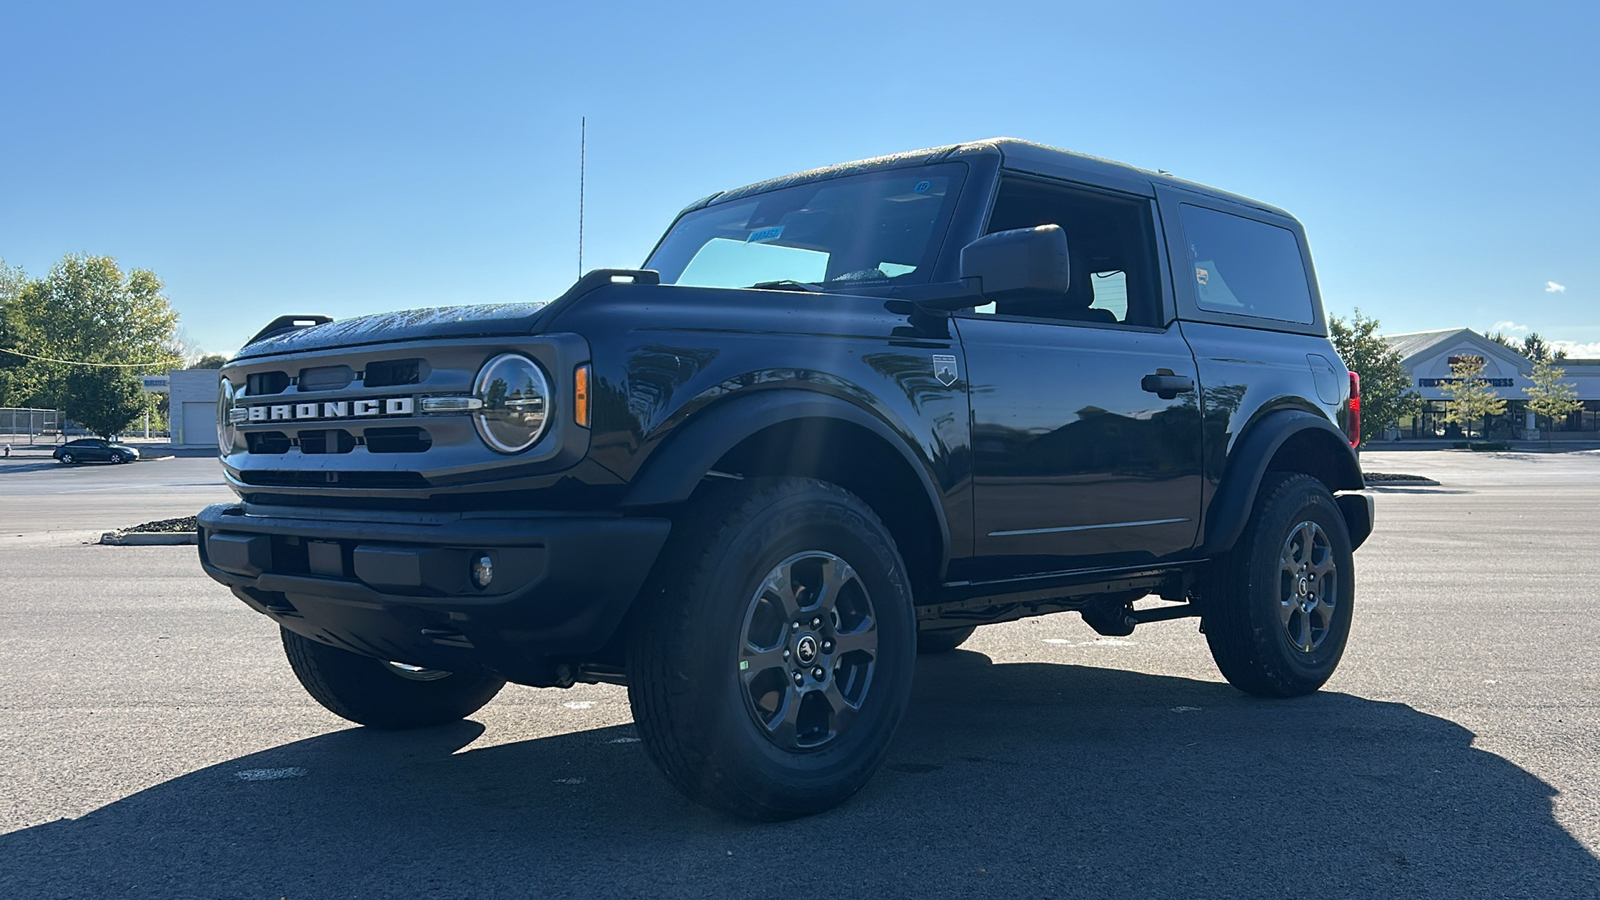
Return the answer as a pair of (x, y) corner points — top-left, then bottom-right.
(2, 1), (1596, 357)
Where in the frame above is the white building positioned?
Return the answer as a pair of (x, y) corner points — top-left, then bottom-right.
(168, 368), (222, 448)
(1383, 328), (1600, 439)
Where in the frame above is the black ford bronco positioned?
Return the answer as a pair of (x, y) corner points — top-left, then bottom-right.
(199, 139), (1373, 820)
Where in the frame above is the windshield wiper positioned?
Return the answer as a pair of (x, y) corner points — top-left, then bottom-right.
(749, 280), (825, 293)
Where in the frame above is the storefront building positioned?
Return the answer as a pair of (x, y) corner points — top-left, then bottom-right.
(1382, 328), (1600, 440)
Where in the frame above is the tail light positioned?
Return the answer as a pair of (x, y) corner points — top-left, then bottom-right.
(1345, 371), (1362, 448)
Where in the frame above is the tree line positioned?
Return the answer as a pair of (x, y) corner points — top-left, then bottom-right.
(1332, 311), (1582, 444)
(0, 254), (220, 438)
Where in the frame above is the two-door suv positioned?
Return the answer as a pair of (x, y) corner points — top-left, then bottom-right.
(200, 139), (1373, 819)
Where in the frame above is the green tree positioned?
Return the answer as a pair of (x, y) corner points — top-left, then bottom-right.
(7, 254), (179, 414)
(0, 258), (31, 407)
(1484, 330), (1518, 351)
(1522, 333), (1551, 362)
(1523, 358), (1581, 441)
(192, 353), (229, 369)
(1329, 309), (1421, 444)
(1440, 356), (1506, 439)
(62, 367), (147, 438)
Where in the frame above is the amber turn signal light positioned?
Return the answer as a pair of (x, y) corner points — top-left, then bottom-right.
(574, 364), (591, 428)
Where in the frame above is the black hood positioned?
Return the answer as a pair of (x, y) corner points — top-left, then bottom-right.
(234, 302), (552, 359)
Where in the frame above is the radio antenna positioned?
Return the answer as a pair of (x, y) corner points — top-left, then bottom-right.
(585, 115), (592, 277)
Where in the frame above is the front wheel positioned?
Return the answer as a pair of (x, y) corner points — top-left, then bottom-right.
(281, 628), (505, 728)
(109, 452), (127, 464)
(626, 477), (917, 820)
(1202, 473), (1355, 698)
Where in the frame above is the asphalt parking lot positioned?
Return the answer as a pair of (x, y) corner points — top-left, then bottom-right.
(2, 451), (1598, 898)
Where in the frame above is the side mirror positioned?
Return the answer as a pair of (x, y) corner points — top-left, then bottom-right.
(959, 225), (1071, 298)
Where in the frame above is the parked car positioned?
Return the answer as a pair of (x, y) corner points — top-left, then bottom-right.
(201, 138), (1371, 820)
(53, 438), (140, 465)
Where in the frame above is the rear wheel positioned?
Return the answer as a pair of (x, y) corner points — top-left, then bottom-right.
(59, 452), (75, 465)
(280, 627), (505, 728)
(917, 625), (976, 654)
(1202, 473), (1355, 698)
(626, 477), (917, 820)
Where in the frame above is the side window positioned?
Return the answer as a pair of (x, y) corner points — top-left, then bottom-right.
(976, 178), (1163, 326)
(1179, 204), (1313, 324)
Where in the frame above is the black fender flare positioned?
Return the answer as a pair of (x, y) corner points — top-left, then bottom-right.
(620, 389), (952, 569)
(1200, 408), (1368, 556)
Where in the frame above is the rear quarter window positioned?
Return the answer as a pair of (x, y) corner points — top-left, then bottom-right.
(1180, 204), (1313, 325)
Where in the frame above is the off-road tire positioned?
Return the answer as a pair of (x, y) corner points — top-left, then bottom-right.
(917, 625), (976, 654)
(281, 627), (505, 729)
(1203, 472), (1355, 698)
(626, 477), (917, 820)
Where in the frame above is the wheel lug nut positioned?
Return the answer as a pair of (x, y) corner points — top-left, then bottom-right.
(791, 621), (801, 630)
(793, 671), (804, 685)
(782, 649), (790, 658)
(822, 640), (833, 652)
(812, 667), (825, 678)
(811, 617), (821, 627)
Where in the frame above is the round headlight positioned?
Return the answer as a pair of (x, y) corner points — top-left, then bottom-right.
(217, 379), (237, 452)
(473, 353), (551, 453)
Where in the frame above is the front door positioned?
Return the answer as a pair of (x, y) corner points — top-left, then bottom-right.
(955, 177), (1203, 579)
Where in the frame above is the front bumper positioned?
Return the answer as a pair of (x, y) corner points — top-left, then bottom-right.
(197, 503), (670, 683)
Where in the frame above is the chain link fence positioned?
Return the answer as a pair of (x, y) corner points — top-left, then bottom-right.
(1, 408), (61, 445)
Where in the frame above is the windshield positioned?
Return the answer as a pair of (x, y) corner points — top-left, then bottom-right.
(646, 163), (967, 291)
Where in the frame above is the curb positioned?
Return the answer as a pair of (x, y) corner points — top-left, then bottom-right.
(100, 531), (199, 546)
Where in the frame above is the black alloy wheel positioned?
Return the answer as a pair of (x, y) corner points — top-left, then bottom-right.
(627, 477), (916, 820)
(1203, 472), (1355, 697)
(738, 550), (879, 751)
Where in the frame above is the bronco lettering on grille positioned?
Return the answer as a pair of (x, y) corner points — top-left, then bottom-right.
(245, 397), (415, 423)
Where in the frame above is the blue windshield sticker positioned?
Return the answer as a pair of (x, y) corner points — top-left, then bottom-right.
(914, 180), (931, 194)
(746, 226), (785, 244)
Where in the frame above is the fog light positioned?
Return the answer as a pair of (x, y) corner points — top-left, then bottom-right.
(471, 554), (493, 588)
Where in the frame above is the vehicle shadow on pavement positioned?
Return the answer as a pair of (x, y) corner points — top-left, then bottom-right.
(4, 654), (1595, 899)
(0, 461), (67, 475)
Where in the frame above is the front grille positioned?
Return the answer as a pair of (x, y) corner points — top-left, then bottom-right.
(247, 431), (292, 454)
(365, 427), (433, 454)
(300, 429), (357, 455)
(364, 358), (426, 387)
(245, 427), (432, 455)
(238, 470), (431, 489)
(248, 371), (291, 396)
(297, 365), (354, 391)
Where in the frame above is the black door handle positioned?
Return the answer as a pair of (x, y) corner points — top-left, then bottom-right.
(1141, 370), (1194, 400)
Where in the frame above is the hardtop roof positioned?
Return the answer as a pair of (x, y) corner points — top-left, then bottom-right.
(691, 138), (1294, 220)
